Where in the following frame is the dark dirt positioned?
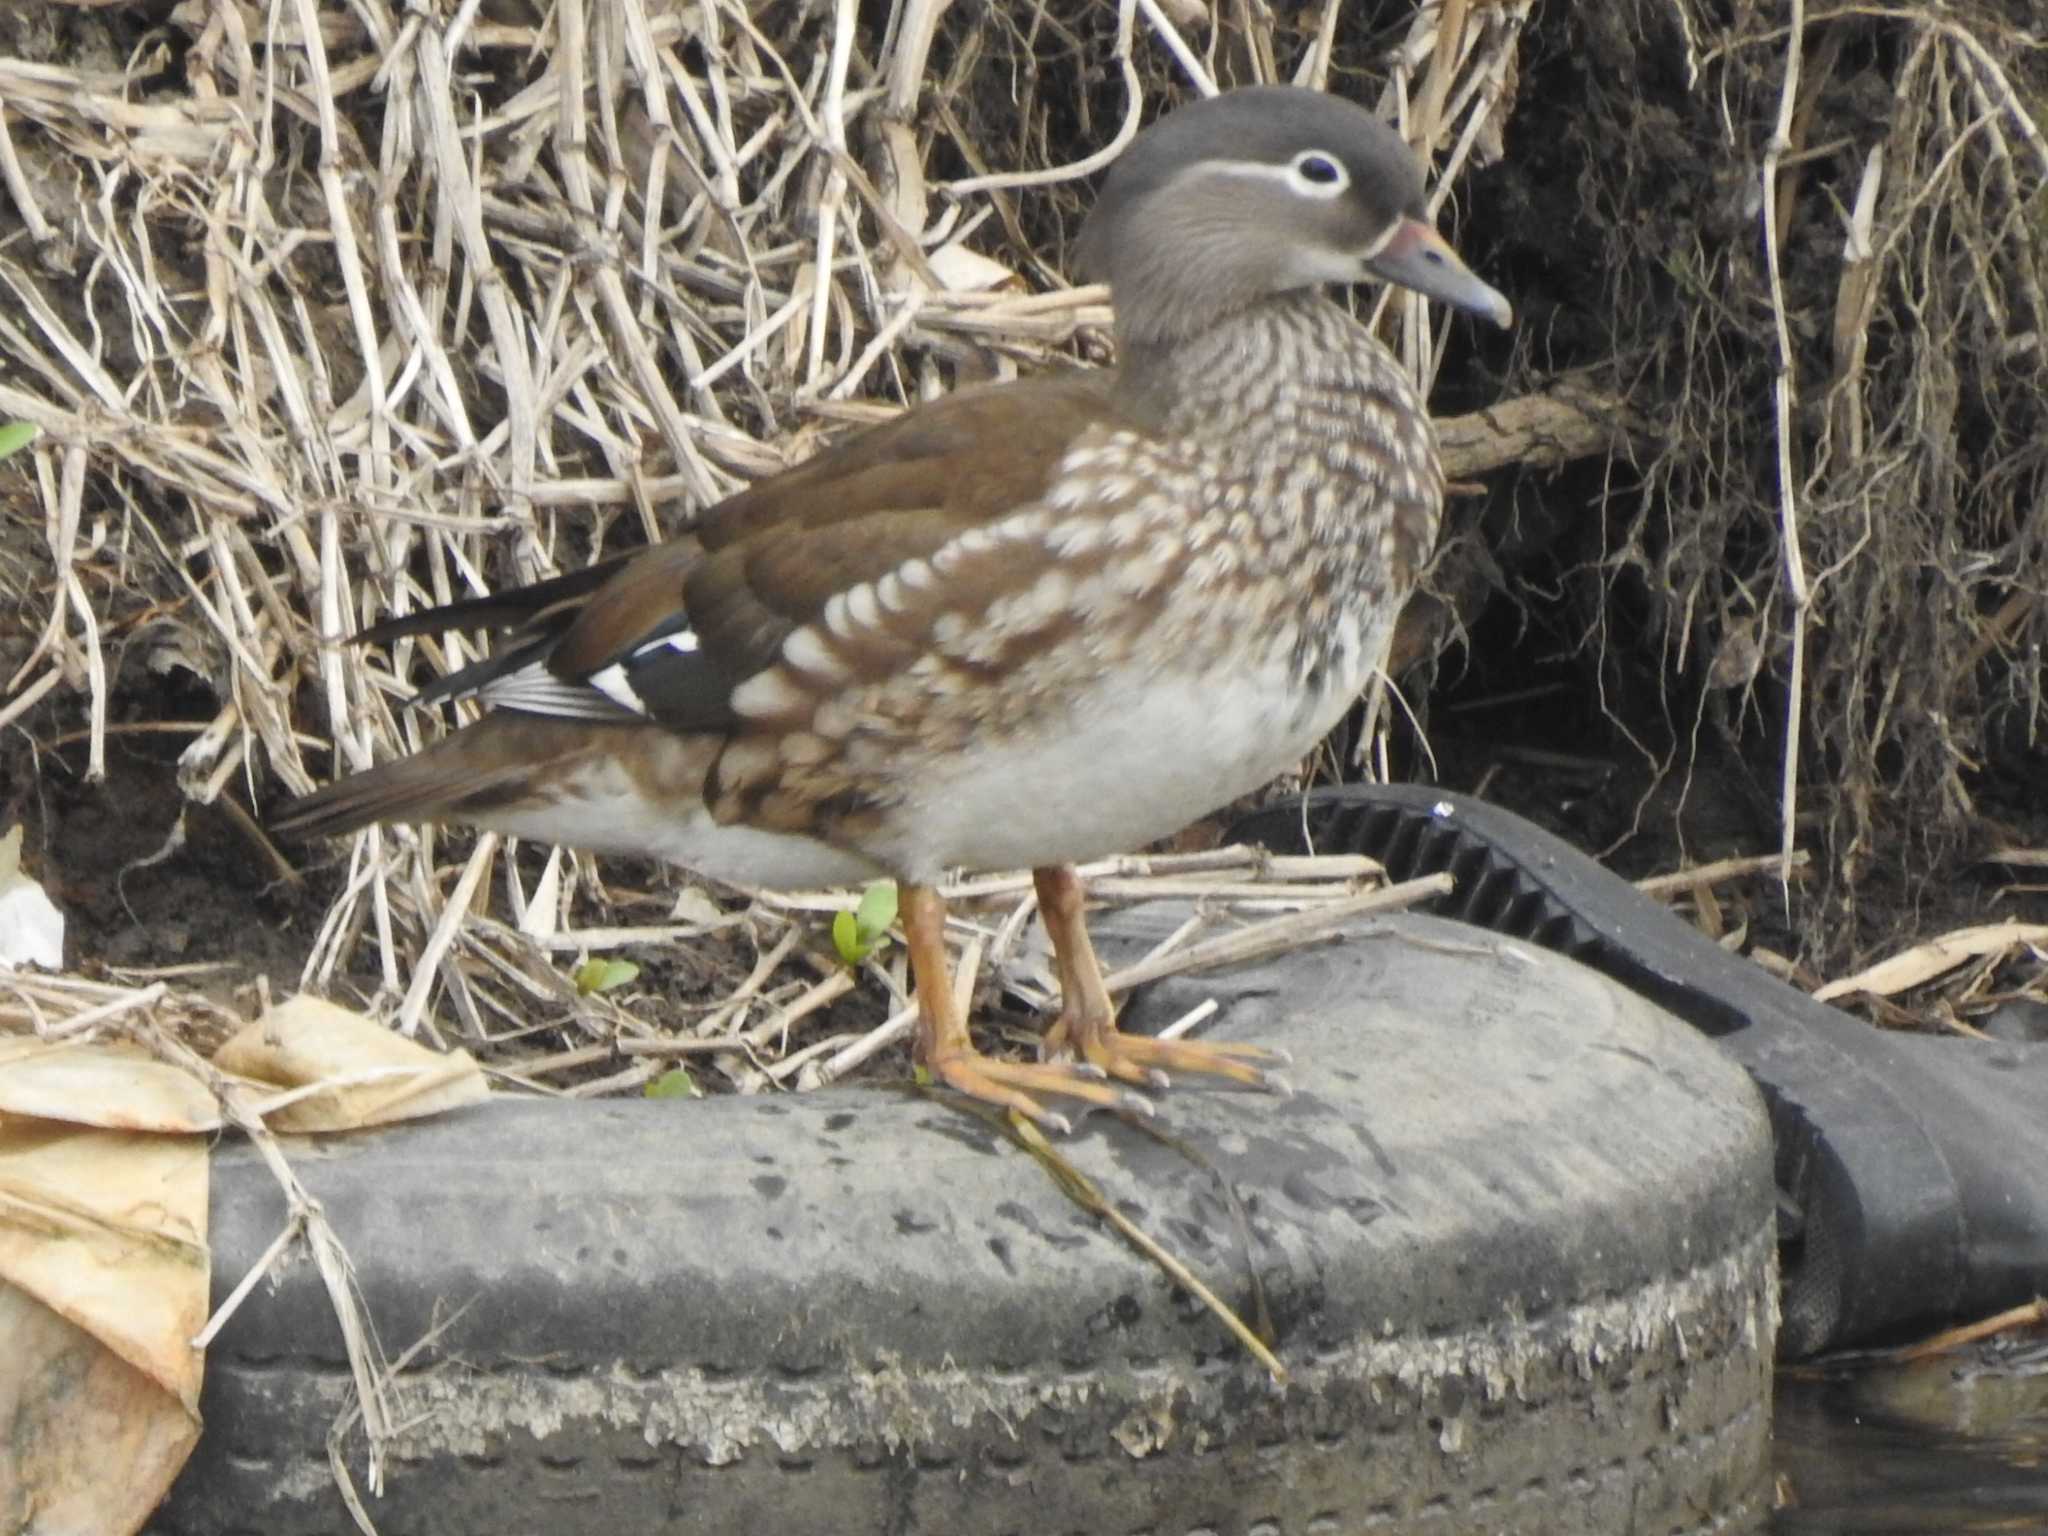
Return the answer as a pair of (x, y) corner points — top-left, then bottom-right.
(0, 633), (319, 993)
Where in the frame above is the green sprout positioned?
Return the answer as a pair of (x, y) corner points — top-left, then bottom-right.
(644, 1067), (699, 1100)
(832, 879), (898, 968)
(572, 957), (640, 995)
(0, 422), (37, 460)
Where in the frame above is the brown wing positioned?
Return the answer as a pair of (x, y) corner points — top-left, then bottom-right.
(545, 370), (1132, 712)
(323, 370), (1135, 740)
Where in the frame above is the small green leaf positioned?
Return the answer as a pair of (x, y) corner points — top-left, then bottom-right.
(0, 422), (37, 460)
(572, 957), (640, 995)
(645, 1067), (698, 1100)
(832, 880), (899, 967)
(832, 907), (865, 967)
(853, 879), (898, 942)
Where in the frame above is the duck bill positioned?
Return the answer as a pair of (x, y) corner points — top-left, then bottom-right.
(1365, 216), (1513, 328)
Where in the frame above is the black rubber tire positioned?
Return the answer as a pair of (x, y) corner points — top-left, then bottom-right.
(154, 912), (1776, 1535)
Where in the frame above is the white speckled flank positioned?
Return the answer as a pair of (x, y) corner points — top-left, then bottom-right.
(475, 759), (885, 888)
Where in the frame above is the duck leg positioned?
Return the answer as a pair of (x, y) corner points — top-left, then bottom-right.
(1034, 865), (1286, 1091)
(902, 882), (1135, 1131)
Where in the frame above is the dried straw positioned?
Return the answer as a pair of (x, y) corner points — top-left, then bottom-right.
(1, 0), (1552, 1075)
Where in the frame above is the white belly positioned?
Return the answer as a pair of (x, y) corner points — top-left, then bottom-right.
(877, 641), (1381, 879)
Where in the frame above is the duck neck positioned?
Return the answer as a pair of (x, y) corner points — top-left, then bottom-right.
(1114, 290), (1413, 444)
(1114, 288), (1445, 622)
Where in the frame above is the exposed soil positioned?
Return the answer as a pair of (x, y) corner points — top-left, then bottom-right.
(0, 523), (314, 994)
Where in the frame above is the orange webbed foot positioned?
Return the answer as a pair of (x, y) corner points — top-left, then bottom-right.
(924, 1045), (1153, 1134)
(1033, 865), (1290, 1098)
(1047, 1021), (1291, 1093)
(905, 879), (1152, 1133)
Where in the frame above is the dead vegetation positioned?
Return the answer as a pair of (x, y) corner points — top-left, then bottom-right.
(0, 0), (2045, 1067)
(0, 0), (1534, 1079)
(1507, 0), (2048, 950)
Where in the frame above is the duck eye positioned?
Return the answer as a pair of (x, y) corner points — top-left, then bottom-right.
(1292, 152), (1346, 191)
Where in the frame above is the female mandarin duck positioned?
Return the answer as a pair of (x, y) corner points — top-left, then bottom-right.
(275, 86), (1512, 1130)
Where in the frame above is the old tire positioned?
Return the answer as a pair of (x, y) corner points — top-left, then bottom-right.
(154, 911), (1776, 1535)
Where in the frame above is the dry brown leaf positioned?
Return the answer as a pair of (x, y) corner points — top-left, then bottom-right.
(1813, 921), (2048, 1003)
(0, 1285), (201, 1536)
(0, 1122), (209, 1406)
(0, 1120), (209, 1535)
(0, 1038), (221, 1133)
(213, 993), (490, 1132)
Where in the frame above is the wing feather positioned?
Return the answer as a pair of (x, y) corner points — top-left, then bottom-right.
(355, 371), (1139, 735)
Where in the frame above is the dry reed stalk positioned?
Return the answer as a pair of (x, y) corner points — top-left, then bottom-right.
(2, 2), (1525, 1087)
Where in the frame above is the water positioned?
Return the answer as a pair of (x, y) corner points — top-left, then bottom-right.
(1771, 1340), (2048, 1533)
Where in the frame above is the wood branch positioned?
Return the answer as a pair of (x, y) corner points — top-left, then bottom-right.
(1436, 380), (1647, 480)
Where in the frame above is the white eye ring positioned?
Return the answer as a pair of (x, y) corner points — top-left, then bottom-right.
(1288, 150), (1349, 198)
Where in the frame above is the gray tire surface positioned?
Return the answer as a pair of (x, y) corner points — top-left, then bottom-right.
(154, 912), (1776, 1535)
